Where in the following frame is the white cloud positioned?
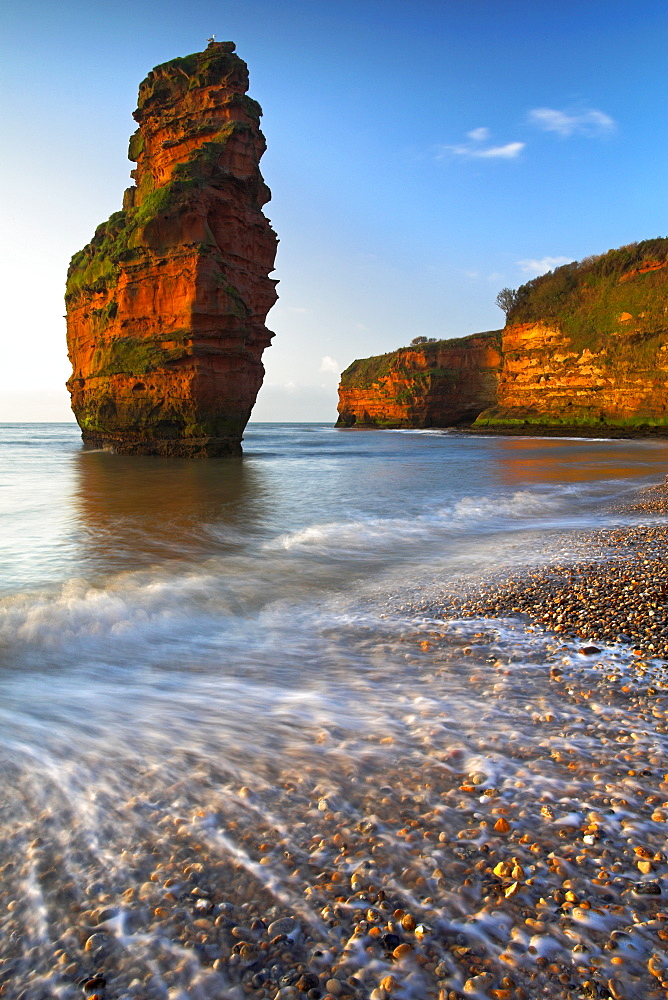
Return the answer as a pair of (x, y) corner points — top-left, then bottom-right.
(528, 107), (615, 138)
(439, 128), (525, 160)
(288, 306), (308, 314)
(518, 256), (574, 277)
(475, 142), (525, 159)
(467, 127), (490, 142)
(319, 355), (340, 374)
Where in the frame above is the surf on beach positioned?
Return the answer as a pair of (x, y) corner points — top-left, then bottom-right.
(1, 423), (668, 1000)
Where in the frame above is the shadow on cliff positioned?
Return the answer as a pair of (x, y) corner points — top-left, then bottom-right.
(71, 449), (270, 574)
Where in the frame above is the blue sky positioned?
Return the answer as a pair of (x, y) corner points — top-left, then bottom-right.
(1, 0), (666, 421)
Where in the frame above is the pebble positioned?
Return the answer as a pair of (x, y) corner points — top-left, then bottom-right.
(268, 917), (298, 939)
(83, 977), (106, 994)
(84, 934), (108, 954)
(442, 508), (668, 660)
(463, 972), (493, 994)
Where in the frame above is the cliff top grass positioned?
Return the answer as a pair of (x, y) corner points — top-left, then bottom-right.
(340, 330), (501, 390)
(504, 237), (668, 353)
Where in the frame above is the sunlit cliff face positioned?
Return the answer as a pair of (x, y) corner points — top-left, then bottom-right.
(336, 332), (502, 429)
(65, 42), (277, 457)
(476, 319), (668, 431)
(476, 246), (668, 431)
(338, 245), (668, 436)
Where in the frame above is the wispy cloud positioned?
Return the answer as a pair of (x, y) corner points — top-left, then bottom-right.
(288, 306), (308, 314)
(528, 107), (615, 138)
(439, 127), (525, 160)
(319, 355), (340, 374)
(518, 256), (574, 278)
(467, 127), (490, 143)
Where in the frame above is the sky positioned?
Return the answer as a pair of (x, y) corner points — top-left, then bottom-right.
(1, 0), (667, 422)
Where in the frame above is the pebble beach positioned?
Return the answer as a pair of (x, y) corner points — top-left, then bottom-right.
(2, 427), (668, 1000)
(451, 477), (668, 661)
(2, 617), (667, 1000)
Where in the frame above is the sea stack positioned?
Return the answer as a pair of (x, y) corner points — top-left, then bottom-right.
(65, 42), (278, 456)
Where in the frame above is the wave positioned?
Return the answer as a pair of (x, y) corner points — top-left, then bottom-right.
(0, 474), (653, 665)
(268, 483), (619, 558)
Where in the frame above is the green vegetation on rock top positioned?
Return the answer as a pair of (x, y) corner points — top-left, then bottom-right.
(340, 330), (501, 389)
(504, 238), (668, 352)
(136, 43), (253, 114)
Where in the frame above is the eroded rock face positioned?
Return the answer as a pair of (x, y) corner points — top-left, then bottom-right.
(337, 332), (502, 428)
(475, 243), (668, 432)
(340, 241), (668, 436)
(66, 42), (277, 456)
(475, 318), (668, 431)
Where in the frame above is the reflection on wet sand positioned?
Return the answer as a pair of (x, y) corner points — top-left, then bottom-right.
(72, 451), (270, 572)
(492, 435), (668, 486)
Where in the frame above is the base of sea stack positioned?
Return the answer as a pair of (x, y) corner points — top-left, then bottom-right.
(81, 432), (243, 458)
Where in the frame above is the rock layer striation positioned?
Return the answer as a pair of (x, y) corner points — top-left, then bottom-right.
(339, 239), (668, 436)
(336, 332), (502, 428)
(66, 42), (277, 456)
(475, 241), (668, 432)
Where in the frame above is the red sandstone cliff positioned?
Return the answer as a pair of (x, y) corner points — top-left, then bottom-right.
(65, 42), (277, 456)
(340, 241), (668, 436)
(337, 332), (502, 428)
(475, 242), (668, 432)
(475, 319), (668, 431)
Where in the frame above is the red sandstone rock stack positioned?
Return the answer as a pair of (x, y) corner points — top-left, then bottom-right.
(66, 42), (277, 456)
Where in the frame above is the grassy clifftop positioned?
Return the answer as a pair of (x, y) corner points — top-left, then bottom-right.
(504, 238), (668, 353)
(339, 332), (500, 390)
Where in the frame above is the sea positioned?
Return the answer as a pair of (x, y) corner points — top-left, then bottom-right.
(2, 421), (668, 999)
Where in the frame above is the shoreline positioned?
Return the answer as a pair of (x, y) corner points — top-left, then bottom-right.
(337, 424), (668, 439)
(462, 425), (668, 439)
(431, 478), (668, 662)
